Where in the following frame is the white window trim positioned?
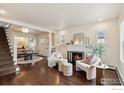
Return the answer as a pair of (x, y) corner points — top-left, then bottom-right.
(120, 21), (124, 63)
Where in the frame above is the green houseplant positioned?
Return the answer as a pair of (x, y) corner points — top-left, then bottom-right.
(87, 43), (106, 58)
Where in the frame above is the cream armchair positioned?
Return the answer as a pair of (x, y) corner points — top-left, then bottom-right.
(76, 56), (101, 80)
(47, 52), (65, 68)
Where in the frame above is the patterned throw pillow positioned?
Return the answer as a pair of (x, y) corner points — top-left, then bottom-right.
(83, 56), (93, 65)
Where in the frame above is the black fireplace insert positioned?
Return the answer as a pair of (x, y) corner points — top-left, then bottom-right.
(67, 51), (84, 64)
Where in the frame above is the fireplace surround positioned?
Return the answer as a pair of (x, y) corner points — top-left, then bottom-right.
(67, 51), (84, 64)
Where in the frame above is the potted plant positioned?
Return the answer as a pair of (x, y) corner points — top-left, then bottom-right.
(87, 43), (106, 58)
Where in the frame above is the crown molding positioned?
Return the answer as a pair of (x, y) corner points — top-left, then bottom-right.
(0, 16), (55, 33)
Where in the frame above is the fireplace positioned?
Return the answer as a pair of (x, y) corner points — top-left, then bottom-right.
(67, 51), (84, 64)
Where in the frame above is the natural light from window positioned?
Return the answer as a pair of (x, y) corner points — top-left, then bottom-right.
(120, 22), (124, 63)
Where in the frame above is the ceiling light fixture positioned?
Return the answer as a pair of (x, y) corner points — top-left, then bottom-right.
(22, 28), (29, 33)
(0, 9), (6, 14)
(98, 18), (102, 22)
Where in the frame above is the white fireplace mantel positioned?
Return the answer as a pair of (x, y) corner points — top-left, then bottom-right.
(56, 44), (91, 59)
(67, 45), (90, 52)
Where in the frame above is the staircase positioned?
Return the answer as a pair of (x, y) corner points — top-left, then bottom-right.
(0, 27), (16, 77)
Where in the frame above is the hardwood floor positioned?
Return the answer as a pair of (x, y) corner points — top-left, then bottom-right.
(0, 57), (121, 85)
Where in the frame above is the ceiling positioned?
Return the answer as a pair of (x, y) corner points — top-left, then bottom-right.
(0, 3), (122, 31)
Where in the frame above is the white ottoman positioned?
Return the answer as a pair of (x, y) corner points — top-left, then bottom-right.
(58, 59), (68, 72)
(63, 63), (73, 76)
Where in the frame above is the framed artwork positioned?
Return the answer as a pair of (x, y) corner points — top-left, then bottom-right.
(16, 38), (23, 48)
(40, 38), (45, 44)
(29, 37), (36, 48)
(60, 35), (65, 44)
(40, 34), (45, 45)
(15, 37), (26, 48)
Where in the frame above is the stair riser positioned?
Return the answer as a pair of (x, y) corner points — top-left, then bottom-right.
(0, 58), (12, 62)
(0, 63), (13, 68)
(0, 33), (5, 35)
(0, 46), (9, 49)
(0, 37), (8, 39)
(0, 38), (7, 42)
(0, 41), (8, 44)
(0, 61), (13, 66)
(0, 36), (7, 39)
(0, 50), (10, 53)
(0, 63), (15, 71)
(0, 68), (15, 77)
(0, 27), (15, 77)
(0, 45), (9, 48)
(0, 54), (11, 58)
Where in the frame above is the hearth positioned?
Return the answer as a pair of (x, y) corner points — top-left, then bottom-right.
(67, 51), (84, 64)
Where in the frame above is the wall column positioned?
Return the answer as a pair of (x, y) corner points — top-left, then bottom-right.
(48, 32), (52, 57)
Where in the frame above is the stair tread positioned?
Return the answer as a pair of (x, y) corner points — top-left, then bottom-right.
(0, 57), (12, 59)
(0, 64), (15, 72)
(0, 49), (10, 50)
(0, 68), (15, 77)
(0, 50), (11, 54)
(0, 60), (12, 63)
(0, 58), (12, 61)
(0, 61), (13, 65)
(0, 27), (14, 77)
(0, 54), (11, 57)
(0, 53), (11, 54)
(0, 52), (11, 53)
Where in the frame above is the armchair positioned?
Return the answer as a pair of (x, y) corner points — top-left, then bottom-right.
(47, 52), (65, 68)
(76, 55), (101, 80)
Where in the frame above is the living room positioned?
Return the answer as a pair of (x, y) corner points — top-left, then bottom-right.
(0, 2), (124, 93)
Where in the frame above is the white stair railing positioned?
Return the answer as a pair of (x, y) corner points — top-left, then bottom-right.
(5, 29), (17, 65)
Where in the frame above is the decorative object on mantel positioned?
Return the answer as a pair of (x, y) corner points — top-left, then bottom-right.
(71, 40), (73, 44)
(66, 43), (71, 45)
(73, 33), (90, 45)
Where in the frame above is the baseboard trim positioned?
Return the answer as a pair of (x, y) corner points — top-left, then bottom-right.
(116, 67), (124, 85)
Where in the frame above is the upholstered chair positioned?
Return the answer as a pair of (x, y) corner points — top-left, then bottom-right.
(76, 56), (101, 80)
(48, 52), (67, 68)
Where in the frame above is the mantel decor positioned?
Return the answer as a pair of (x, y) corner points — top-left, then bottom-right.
(73, 33), (90, 45)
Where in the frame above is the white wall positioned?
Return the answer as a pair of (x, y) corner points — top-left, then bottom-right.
(57, 19), (120, 69)
(118, 6), (124, 80)
(35, 32), (49, 56)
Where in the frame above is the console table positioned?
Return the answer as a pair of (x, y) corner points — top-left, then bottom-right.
(94, 64), (109, 85)
(95, 64), (122, 85)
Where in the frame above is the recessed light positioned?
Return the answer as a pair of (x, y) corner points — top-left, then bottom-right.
(98, 18), (102, 22)
(22, 28), (29, 33)
(0, 9), (6, 14)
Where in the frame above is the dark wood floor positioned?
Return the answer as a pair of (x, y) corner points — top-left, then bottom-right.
(0, 57), (121, 85)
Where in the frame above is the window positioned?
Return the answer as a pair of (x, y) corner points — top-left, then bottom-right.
(120, 22), (124, 63)
(97, 32), (105, 44)
(29, 37), (36, 50)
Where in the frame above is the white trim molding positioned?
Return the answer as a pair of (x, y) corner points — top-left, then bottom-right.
(116, 67), (124, 85)
(0, 16), (55, 33)
(120, 21), (124, 63)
